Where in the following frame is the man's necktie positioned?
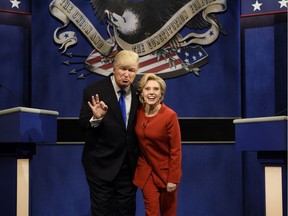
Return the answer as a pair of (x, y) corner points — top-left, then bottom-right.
(118, 89), (126, 125)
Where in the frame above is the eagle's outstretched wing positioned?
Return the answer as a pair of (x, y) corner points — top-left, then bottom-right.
(90, 0), (127, 22)
(156, 0), (219, 30)
(90, 0), (226, 41)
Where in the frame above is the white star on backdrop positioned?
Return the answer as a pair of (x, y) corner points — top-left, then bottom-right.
(10, 0), (21, 9)
(278, 0), (288, 8)
(252, 0), (263, 11)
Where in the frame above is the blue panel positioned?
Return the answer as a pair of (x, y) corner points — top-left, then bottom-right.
(242, 152), (265, 216)
(245, 26), (275, 117)
(235, 120), (287, 151)
(0, 111), (57, 143)
(31, 0), (97, 115)
(30, 144), (243, 216)
(0, 25), (26, 110)
(177, 145), (243, 216)
(31, 144), (91, 216)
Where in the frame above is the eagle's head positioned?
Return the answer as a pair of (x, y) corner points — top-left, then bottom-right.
(105, 9), (141, 36)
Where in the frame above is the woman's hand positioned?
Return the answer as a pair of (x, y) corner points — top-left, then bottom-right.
(166, 182), (177, 193)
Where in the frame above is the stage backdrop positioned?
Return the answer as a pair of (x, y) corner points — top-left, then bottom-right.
(0, 1), (287, 216)
(29, 0), (240, 118)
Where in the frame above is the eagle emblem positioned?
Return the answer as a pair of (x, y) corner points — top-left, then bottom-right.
(49, 0), (227, 79)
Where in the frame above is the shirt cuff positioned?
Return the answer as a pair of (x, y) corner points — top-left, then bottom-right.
(89, 116), (103, 127)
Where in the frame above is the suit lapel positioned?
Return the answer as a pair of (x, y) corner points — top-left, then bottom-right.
(102, 77), (126, 128)
(102, 76), (138, 130)
(127, 85), (138, 130)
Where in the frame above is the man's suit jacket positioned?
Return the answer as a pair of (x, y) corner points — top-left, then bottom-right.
(79, 75), (139, 181)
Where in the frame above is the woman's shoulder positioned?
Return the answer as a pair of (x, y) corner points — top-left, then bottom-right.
(160, 103), (177, 117)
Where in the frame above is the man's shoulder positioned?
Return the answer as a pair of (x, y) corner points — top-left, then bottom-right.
(85, 76), (111, 90)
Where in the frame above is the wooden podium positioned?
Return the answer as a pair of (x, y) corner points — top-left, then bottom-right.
(234, 116), (287, 216)
(0, 107), (59, 216)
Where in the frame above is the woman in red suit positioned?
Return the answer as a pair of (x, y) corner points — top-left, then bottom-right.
(133, 73), (182, 216)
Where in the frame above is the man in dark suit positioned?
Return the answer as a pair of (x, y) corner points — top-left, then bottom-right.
(79, 50), (140, 216)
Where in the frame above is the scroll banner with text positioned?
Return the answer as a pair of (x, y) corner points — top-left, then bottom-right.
(49, 0), (226, 56)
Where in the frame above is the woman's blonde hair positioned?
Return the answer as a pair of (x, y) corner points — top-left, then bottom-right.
(137, 73), (166, 104)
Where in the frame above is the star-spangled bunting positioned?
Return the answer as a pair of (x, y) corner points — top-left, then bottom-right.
(241, 0), (287, 16)
(177, 46), (208, 70)
(279, 0), (288, 8)
(0, 0), (30, 13)
(252, 0), (263, 11)
(10, 0), (21, 9)
(81, 45), (208, 79)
